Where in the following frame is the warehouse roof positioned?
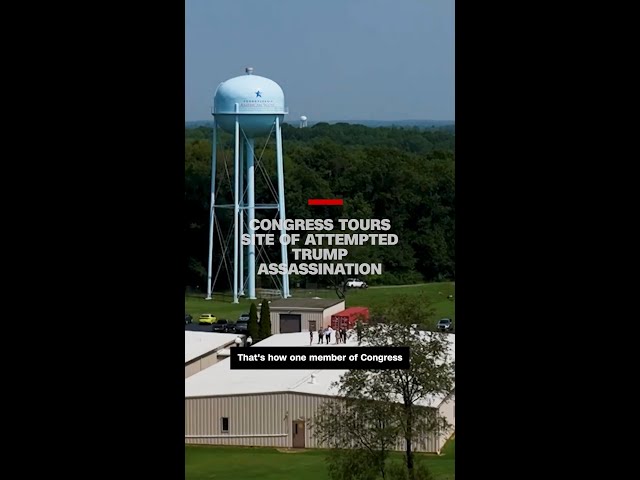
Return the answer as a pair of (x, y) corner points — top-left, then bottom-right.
(184, 331), (455, 407)
(268, 298), (344, 310)
(185, 331), (240, 364)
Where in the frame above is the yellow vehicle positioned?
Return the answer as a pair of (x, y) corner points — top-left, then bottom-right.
(198, 313), (217, 325)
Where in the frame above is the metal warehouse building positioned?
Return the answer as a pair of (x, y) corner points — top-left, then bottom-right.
(268, 298), (345, 335)
(185, 332), (455, 452)
(184, 332), (240, 378)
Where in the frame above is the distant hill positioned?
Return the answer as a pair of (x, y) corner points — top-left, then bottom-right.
(185, 120), (215, 128)
(186, 119), (454, 130)
(325, 119), (454, 128)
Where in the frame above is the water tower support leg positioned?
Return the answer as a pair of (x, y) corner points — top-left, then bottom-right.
(275, 117), (291, 298)
(239, 139), (244, 296)
(206, 120), (217, 300)
(233, 114), (240, 304)
(247, 138), (256, 300)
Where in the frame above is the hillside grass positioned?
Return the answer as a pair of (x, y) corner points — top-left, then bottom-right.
(185, 282), (455, 326)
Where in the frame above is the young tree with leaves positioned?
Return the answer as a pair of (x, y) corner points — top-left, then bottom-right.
(314, 396), (399, 479)
(315, 295), (455, 480)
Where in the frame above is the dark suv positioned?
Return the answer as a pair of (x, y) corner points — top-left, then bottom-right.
(234, 313), (250, 333)
(212, 319), (232, 333)
(234, 320), (249, 334)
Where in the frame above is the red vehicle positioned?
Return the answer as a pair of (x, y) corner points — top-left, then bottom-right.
(331, 307), (370, 330)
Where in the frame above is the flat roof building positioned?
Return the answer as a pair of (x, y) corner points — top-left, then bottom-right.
(185, 331), (455, 452)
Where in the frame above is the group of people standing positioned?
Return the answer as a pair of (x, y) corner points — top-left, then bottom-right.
(310, 326), (348, 345)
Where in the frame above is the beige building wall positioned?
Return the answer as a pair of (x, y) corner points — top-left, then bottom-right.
(269, 311), (281, 334)
(437, 390), (455, 452)
(301, 312), (323, 333)
(185, 338), (238, 378)
(270, 310), (323, 335)
(200, 353), (218, 370)
(185, 392), (441, 452)
(185, 352), (219, 379)
(269, 302), (346, 335)
(185, 361), (201, 379)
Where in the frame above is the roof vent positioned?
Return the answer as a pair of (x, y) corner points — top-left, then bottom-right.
(309, 373), (317, 384)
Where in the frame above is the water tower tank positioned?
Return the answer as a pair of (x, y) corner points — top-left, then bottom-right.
(213, 68), (286, 136)
(300, 115), (307, 121)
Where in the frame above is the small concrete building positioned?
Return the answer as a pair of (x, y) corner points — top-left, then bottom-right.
(184, 332), (241, 378)
(185, 331), (455, 452)
(268, 298), (345, 335)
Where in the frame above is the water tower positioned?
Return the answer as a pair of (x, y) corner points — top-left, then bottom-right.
(299, 115), (308, 128)
(206, 67), (291, 303)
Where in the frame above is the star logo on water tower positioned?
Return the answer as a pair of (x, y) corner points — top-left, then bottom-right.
(255, 90), (262, 98)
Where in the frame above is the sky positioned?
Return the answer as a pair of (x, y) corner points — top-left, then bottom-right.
(185, 0), (454, 122)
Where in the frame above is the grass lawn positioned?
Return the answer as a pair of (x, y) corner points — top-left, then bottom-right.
(185, 294), (258, 324)
(345, 282), (454, 323)
(185, 282), (454, 327)
(185, 439), (455, 480)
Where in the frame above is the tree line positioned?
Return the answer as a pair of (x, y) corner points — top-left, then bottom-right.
(185, 122), (455, 290)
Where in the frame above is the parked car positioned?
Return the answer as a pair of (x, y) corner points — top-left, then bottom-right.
(198, 313), (217, 325)
(234, 321), (249, 333)
(234, 314), (250, 333)
(212, 319), (232, 332)
(185, 312), (193, 325)
(437, 318), (454, 332)
(346, 278), (368, 288)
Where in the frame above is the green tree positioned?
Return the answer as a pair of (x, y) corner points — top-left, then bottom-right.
(386, 460), (434, 480)
(325, 449), (380, 480)
(314, 397), (399, 479)
(259, 299), (271, 340)
(320, 296), (455, 480)
(247, 303), (259, 341)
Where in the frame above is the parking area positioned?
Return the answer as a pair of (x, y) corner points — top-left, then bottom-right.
(185, 323), (234, 333)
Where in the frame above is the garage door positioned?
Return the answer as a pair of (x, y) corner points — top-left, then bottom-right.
(279, 314), (302, 333)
